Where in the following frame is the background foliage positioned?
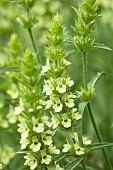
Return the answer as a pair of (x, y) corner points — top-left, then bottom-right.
(0, 0), (113, 169)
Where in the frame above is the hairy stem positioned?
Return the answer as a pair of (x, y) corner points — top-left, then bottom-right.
(87, 103), (112, 170)
(82, 51), (88, 90)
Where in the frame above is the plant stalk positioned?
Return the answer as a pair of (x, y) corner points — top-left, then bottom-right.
(82, 51), (88, 90)
(81, 159), (87, 170)
(28, 28), (41, 64)
(87, 103), (112, 170)
(82, 52), (112, 170)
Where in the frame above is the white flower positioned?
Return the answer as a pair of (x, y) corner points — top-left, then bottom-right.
(49, 145), (60, 154)
(52, 97), (63, 112)
(62, 58), (71, 66)
(43, 79), (54, 95)
(41, 150), (52, 165)
(17, 121), (29, 139)
(51, 115), (60, 129)
(56, 78), (66, 93)
(83, 136), (91, 145)
(30, 136), (41, 152)
(24, 154), (37, 170)
(61, 113), (71, 128)
(32, 116), (44, 133)
(65, 77), (74, 87)
(41, 131), (53, 145)
(74, 143), (84, 155)
(20, 138), (30, 150)
(41, 116), (52, 127)
(41, 59), (50, 73)
(63, 94), (75, 108)
(62, 143), (71, 153)
(14, 98), (24, 115)
(72, 109), (82, 120)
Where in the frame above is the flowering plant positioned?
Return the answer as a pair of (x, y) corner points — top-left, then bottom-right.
(0, 0), (113, 170)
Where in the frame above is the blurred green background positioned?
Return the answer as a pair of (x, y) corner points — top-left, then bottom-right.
(0, 0), (113, 169)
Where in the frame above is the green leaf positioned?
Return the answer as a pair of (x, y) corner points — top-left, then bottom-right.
(64, 158), (83, 170)
(55, 153), (71, 163)
(78, 102), (88, 115)
(76, 102), (88, 145)
(86, 142), (113, 153)
(92, 43), (112, 51)
(0, 67), (19, 74)
(90, 72), (105, 89)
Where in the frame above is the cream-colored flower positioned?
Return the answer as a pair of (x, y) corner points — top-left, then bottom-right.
(43, 79), (54, 95)
(74, 143), (84, 155)
(41, 133), (52, 145)
(62, 143), (71, 153)
(20, 138), (30, 150)
(41, 59), (50, 73)
(61, 113), (71, 128)
(52, 97), (63, 112)
(30, 136), (41, 152)
(56, 77), (66, 93)
(17, 120), (29, 139)
(65, 77), (74, 87)
(49, 145), (60, 154)
(83, 136), (91, 145)
(51, 115), (60, 129)
(24, 154), (37, 170)
(41, 150), (52, 165)
(14, 98), (24, 115)
(32, 116), (44, 133)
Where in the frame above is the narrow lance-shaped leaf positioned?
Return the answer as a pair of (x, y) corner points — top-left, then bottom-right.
(55, 152), (71, 164)
(65, 158), (83, 170)
(85, 142), (113, 153)
(92, 43), (112, 51)
(90, 72), (105, 89)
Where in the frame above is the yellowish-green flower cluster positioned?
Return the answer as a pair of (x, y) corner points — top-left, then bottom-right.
(15, 49), (60, 169)
(62, 132), (91, 156)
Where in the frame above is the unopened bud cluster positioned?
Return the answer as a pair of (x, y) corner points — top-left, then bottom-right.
(73, 0), (98, 52)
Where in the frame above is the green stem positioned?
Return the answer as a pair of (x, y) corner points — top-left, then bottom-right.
(82, 51), (88, 90)
(26, 9), (41, 64)
(82, 51), (112, 170)
(81, 159), (87, 170)
(87, 103), (112, 170)
(28, 27), (41, 64)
